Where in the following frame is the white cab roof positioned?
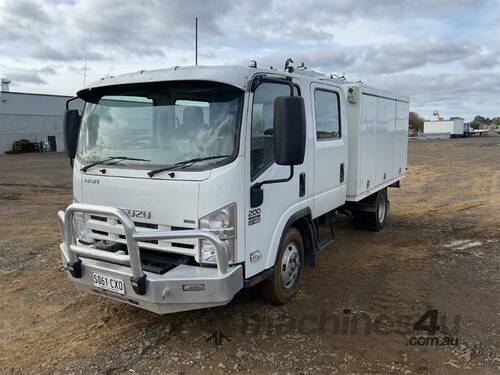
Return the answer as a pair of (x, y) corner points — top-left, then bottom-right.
(81, 65), (409, 102)
(83, 65), (258, 92)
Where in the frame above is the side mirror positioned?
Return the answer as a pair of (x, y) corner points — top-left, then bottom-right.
(63, 109), (81, 160)
(273, 96), (306, 165)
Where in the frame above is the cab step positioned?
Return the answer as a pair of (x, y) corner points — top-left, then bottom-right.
(314, 211), (335, 251)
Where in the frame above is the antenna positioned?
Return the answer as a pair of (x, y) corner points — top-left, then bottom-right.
(83, 52), (88, 87)
(195, 17), (198, 66)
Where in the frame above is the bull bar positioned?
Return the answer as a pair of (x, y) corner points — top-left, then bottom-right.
(57, 203), (230, 296)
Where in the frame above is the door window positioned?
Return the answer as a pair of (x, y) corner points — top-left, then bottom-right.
(314, 89), (341, 139)
(250, 82), (292, 180)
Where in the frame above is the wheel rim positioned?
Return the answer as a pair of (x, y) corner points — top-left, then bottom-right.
(377, 194), (386, 223)
(280, 242), (301, 289)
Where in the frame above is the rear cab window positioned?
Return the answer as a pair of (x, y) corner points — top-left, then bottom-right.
(314, 89), (341, 140)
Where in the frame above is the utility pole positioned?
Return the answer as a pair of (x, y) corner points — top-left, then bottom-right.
(195, 17), (198, 66)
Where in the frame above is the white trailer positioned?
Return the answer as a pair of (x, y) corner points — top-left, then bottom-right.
(58, 64), (409, 314)
(423, 118), (464, 137)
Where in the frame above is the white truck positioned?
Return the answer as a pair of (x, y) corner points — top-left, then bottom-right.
(59, 63), (409, 314)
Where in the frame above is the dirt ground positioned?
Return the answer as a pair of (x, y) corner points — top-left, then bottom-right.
(0, 137), (499, 375)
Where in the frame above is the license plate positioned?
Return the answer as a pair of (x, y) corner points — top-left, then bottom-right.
(92, 272), (125, 295)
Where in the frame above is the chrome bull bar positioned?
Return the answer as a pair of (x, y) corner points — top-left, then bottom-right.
(57, 203), (229, 296)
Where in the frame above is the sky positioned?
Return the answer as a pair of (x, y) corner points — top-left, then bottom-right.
(0, 0), (499, 121)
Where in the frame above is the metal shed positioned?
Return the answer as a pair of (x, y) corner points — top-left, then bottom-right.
(0, 79), (82, 153)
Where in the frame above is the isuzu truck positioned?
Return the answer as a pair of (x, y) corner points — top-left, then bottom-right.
(58, 63), (409, 314)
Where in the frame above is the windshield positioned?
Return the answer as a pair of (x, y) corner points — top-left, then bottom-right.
(77, 81), (243, 169)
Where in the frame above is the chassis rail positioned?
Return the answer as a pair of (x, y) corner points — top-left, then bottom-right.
(58, 203), (229, 295)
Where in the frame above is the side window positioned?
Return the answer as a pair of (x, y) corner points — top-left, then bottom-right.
(314, 89), (341, 140)
(250, 82), (292, 180)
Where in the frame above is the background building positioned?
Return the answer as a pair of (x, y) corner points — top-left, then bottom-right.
(0, 78), (82, 154)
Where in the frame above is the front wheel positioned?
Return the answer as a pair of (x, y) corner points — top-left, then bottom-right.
(261, 227), (304, 304)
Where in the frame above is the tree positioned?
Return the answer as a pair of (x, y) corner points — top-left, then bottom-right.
(409, 112), (424, 133)
(469, 115), (492, 129)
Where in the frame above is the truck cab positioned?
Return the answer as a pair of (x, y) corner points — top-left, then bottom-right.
(59, 64), (408, 314)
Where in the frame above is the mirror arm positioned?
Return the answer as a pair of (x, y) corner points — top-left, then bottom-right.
(250, 166), (294, 208)
(254, 165), (294, 189)
(66, 96), (80, 111)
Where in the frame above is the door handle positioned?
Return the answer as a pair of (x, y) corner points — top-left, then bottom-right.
(299, 172), (306, 197)
(340, 163), (345, 183)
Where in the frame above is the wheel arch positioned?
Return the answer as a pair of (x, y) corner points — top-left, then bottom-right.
(265, 206), (315, 271)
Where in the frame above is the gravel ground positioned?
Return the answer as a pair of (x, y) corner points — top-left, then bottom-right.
(0, 137), (499, 374)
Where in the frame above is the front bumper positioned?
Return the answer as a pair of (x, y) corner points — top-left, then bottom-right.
(57, 203), (243, 314)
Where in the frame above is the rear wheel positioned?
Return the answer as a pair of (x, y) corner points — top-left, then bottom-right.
(352, 189), (388, 231)
(261, 227), (304, 304)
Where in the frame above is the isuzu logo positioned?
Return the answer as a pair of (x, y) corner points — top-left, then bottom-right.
(122, 208), (152, 220)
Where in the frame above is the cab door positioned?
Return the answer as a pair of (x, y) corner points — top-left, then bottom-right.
(244, 78), (312, 278)
(310, 83), (347, 217)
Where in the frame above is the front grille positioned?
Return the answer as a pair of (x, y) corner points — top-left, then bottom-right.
(86, 215), (198, 257)
(141, 239), (159, 245)
(171, 226), (189, 231)
(135, 222), (158, 229)
(171, 242), (194, 249)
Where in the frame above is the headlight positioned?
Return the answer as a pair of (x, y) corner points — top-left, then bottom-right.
(199, 203), (236, 265)
(72, 212), (92, 244)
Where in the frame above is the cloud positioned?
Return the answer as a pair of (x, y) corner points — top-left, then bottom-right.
(247, 38), (489, 76)
(463, 50), (499, 70)
(4, 71), (46, 84)
(216, 0), (487, 44)
(372, 71), (500, 99)
(37, 65), (58, 74)
(0, 0), (498, 119)
(0, 65), (58, 85)
(366, 71), (500, 118)
(1, 0), (486, 55)
(63, 0), (232, 56)
(0, 0), (52, 42)
(353, 39), (476, 74)
(31, 44), (105, 61)
(67, 64), (91, 74)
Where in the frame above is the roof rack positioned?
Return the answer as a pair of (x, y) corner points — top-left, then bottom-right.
(276, 58), (354, 83)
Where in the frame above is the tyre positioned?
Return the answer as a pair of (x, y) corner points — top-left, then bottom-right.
(352, 189), (388, 231)
(364, 189), (388, 231)
(261, 227), (304, 304)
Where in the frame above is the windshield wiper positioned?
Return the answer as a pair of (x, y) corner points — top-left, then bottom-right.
(147, 155), (231, 177)
(81, 156), (150, 172)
